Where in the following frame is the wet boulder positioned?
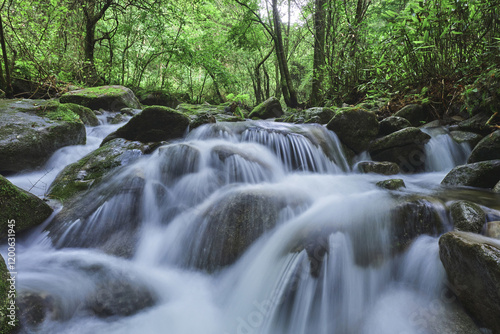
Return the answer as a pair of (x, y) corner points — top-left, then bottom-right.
(102, 105), (190, 145)
(48, 138), (153, 203)
(1, 254), (18, 331)
(394, 104), (431, 126)
(378, 116), (411, 136)
(0, 176), (53, 239)
(186, 188), (308, 271)
(468, 130), (500, 163)
(356, 161), (400, 175)
(17, 292), (57, 329)
(486, 222), (500, 239)
(249, 97), (283, 119)
(441, 160), (500, 189)
(46, 172), (146, 257)
(450, 131), (483, 148)
(494, 181), (500, 193)
(88, 278), (156, 317)
(449, 200), (486, 233)
(138, 90), (188, 108)
(376, 179), (406, 190)
(391, 198), (445, 252)
(60, 103), (99, 126)
(368, 127), (431, 173)
(439, 231), (500, 333)
(456, 111), (493, 135)
(303, 107), (335, 124)
(0, 99), (86, 173)
(326, 107), (379, 153)
(60, 85), (141, 111)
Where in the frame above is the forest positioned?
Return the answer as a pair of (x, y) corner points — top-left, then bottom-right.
(0, 0), (499, 111)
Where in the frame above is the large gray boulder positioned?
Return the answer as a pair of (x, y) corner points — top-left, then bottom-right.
(249, 97), (283, 119)
(102, 105), (190, 145)
(378, 116), (411, 136)
(441, 160), (500, 189)
(0, 175), (53, 239)
(450, 131), (483, 148)
(48, 138), (153, 203)
(468, 130), (500, 163)
(303, 107), (335, 124)
(327, 107), (379, 153)
(356, 161), (400, 175)
(449, 200), (486, 233)
(439, 231), (500, 332)
(368, 127), (431, 173)
(185, 188), (308, 271)
(0, 99), (86, 172)
(60, 85), (141, 111)
(456, 111), (493, 135)
(394, 104), (431, 126)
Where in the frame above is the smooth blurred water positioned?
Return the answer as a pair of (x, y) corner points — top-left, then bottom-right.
(1, 121), (487, 334)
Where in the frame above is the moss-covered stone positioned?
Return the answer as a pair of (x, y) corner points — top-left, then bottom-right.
(376, 178), (406, 190)
(48, 138), (152, 203)
(441, 159), (500, 189)
(369, 127), (431, 173)
(137, 89), (189, 108)
(249, 97), (283, 119)
(356, 161), (400, 175)
(60, 103), (98, 126)
(394, 104), (431, 126)
(468, 130), (500, 163)
(327, 107), (379, 153)
(0, 99), (86, 173)
(60, 85), (141, 111)
(457, 111), (493, 135)
(378, 116), (411, 136)
(450, 200), (486, 233)
(450, 131), (483, 148)
(102, 105), (190, 145)
(0, 176), (53, 239)
(439, 231), (500, 332)
(0, 254), (18, 333)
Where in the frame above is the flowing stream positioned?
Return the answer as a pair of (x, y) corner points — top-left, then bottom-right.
(3, 118), (497, 334)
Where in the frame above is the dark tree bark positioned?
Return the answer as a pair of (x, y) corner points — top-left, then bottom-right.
(0, 13), (12, 97)
(272, 0), (298, 108)
(310, 0), (326, 106)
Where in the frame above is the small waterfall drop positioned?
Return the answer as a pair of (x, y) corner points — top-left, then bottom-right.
(1, 120), (491, 334)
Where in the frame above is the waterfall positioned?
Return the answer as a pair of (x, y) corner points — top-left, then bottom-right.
(1, 121), (489, 334)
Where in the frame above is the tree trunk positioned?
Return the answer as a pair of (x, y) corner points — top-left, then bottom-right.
(0, 14), (12, 97)
(272, 0), (298, 108)
(310, 0), (326, 106)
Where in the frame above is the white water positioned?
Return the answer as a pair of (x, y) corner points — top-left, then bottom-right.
(1, 121), (487, 334)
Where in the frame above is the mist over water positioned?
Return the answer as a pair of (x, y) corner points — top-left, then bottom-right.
(1, 120), (485, 334)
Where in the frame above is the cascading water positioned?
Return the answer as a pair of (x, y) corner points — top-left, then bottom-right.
(2, 120), (497, 334)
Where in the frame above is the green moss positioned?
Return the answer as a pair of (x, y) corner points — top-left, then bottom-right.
(34, 101), (81, 124)
(76, 86), (124, 98)
(0, 255), (18, 333)
(0, 176), (53, 238)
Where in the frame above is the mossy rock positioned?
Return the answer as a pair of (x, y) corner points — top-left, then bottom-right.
(60, 85), (141, 111)
(378, 116), (411, 136)
(368, 127), (431, 173)
(59, 103), (98, 126)
(0, 254), (18, 332)
(394, 104), (431, 126)
(47, 138), (152, 203)
(468, 130), (500, 163)
(376, 178), (406, 190)
(450, 131), (483, 148)
(138, 89), (189, 108)
(439, 231), (500, 332)
(0, 99), (86, 173)
(356, 161), (400, 175)
(102, 105), (190, 145)
(457, 111), (493, 135)
(327, 107), (379, 153)
(176, 103), (225, 115)
(249, 97), (283, 119)
(441, 160), (500, 189)
(0, 175), (53, 239)
(449, 200), (486, 233)
(392, 197), (445, 252)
